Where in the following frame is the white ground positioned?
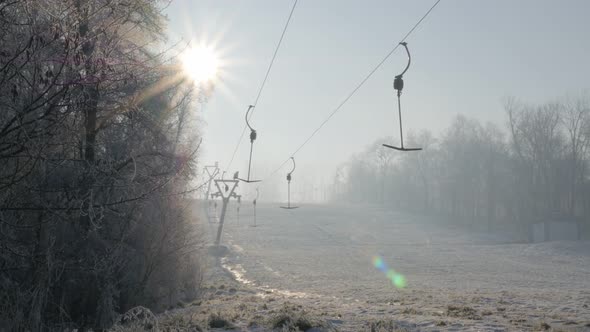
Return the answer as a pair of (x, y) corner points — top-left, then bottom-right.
(202, 202), (590, 331)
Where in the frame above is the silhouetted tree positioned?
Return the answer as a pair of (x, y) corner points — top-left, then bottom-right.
(0, 0), (207, 329)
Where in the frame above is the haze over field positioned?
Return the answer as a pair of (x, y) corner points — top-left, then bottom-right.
(212, 203), (590, 331)
(2, 0), (590, 331)
(166, 0), (590, 198)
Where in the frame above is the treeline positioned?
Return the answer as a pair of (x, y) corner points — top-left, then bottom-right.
(0, 0), (205, 330)
(333, 95), (590, 238)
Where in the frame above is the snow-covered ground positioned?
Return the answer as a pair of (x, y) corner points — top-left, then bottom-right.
(205, 202), (590, 331)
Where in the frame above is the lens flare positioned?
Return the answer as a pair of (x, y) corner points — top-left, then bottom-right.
(393, 274), (406, 288)
(386, 269), (396, 279)
(373, 256), (386, 272)
(372, 255), (407, 289)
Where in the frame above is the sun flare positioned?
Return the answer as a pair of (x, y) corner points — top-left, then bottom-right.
(181, 44), (219, 84)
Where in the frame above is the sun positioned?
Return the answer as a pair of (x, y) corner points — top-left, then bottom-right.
(181, 44), (219, 84)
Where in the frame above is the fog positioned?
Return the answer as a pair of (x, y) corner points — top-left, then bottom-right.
(3, 0), (590, 330)
(213, 94), (590, 241)
(166, 0), (590, 202)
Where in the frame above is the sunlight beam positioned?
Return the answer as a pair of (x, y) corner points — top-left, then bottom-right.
(181, 43), (219, 84)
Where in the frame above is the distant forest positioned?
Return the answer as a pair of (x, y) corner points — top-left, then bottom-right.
(333, 96), (590, 239)
(0, 0), (205, 330)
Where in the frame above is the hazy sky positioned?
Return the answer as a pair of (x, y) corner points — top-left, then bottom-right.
(165, 0), (590, 196)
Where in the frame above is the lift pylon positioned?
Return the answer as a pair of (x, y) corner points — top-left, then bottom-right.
(213, 179), (240, 247)
(203, 162), (219, 223)
(203, 162), (219, 200)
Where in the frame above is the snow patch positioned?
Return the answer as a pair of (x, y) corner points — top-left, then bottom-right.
(220, 257), (310, 299)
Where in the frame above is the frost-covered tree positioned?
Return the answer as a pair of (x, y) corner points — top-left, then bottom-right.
(335, 94), (590, 239)
(0, 0), (207, 329)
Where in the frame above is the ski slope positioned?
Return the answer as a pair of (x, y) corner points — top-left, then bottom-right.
(209, 203), (590, 331)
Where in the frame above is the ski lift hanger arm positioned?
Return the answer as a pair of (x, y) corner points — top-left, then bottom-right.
(245, 105), (255, 134)
(281, 157), (299, 209)
(223, 0), (299, 174)
(396, 42), (411, 79)
(260, 1), (441, 181)
(237, 105), (262, 183)
(383, 41), (422, 152)
(287, 157), (295, 181)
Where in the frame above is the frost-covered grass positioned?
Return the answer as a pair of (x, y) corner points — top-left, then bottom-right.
(210, 203), (590, 331)
(127, 203), (590, 331)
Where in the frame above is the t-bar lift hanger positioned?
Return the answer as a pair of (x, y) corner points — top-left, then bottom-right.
(252, 187), (259, 227)
(383, 42), (422, 152)
(280, 157), (299, 209)
(236, 105), (262, 183)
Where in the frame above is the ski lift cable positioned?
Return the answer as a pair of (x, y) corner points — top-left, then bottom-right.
(262, 0), (441, 180)
(224, 0), (299, 173)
